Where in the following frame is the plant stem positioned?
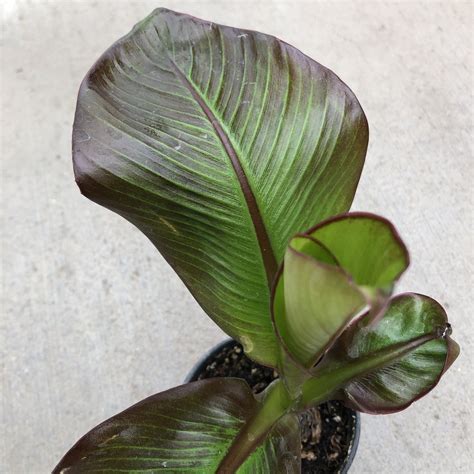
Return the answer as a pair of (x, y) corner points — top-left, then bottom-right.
(216, 379), (292, 473)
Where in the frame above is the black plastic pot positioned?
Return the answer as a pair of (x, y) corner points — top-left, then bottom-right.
(186, 339), (360, 474)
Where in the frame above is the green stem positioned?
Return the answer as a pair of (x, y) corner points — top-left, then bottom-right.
(216, 379), (291, 473)
(301, 368), (347, 408)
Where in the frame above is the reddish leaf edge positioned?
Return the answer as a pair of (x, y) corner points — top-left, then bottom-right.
(335, 292), (459, 415)
(304, 211), (410, 282)
(270, 211), (406, 374)
(52, 378), (256, 474)
(72, 9), (369, 370)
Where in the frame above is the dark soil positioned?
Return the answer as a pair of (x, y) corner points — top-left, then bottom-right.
(194, 342), (358, 473)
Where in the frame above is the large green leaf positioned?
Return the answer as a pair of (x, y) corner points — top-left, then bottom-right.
(302, 293), (459, 414)
(53, 378), (300, 473)
(73, 8), (368, 366)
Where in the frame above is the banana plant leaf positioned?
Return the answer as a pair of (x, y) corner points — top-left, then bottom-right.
(72, 8), (369, 366)
(302, 293), (460, 413)
(53, 378), (300, 473)
(272, 213), (409, 370)
(273, 235), (367, 368)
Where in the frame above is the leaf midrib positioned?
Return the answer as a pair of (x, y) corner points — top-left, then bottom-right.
(166, 60), (278, 286)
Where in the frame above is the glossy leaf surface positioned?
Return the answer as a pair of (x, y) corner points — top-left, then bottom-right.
(53, 379), (300, 473)
(73, 8), (368, 366)
(303, 293), (459, 414)
(273, 236), (366, 368)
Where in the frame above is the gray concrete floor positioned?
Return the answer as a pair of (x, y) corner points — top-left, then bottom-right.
(1, 0), (473, 472)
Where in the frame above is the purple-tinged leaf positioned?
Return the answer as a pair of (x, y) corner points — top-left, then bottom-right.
(53, 379), (300, 473)
(303, 293), (459, 414)
(72, 8), (368, 366)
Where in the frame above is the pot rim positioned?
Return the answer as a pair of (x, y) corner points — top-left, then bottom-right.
(185, 338), (361, 474)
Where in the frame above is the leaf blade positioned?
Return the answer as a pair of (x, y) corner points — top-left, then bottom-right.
(303, 293), (459, 414)
(306, 212), (409, 289)
(303, 212), (410, 324)
(73, 8), (368, 365)
(273, 236), (367, 367)
(53, 378), (300, 473)
(340, 293), (457, 413)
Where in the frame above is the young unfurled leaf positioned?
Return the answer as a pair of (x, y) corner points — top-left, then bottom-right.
(303, 293), (459, 414)
(72, 8), (368, 366)
(305, 213), (410, 320)
(305, 213), (409, 289)
(272, 213), (411, 372)
(273, 236), (367, 368)
(53, 379), (300, 473)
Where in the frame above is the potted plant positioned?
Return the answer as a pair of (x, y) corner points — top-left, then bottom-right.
(54, 9), (459, 473)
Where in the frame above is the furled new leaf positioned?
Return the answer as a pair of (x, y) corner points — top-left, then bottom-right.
(305, 213), (409, 317)
(273, 236), (367, 368)
(73, 8), (368, 366)
(272, 213), (411, 389)
(53, 379), (300, 473)
(302, 293), (459, 413)
(305, 213), (409, 288)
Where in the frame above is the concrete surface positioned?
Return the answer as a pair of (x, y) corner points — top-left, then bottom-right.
(1, 0), (472, 472)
